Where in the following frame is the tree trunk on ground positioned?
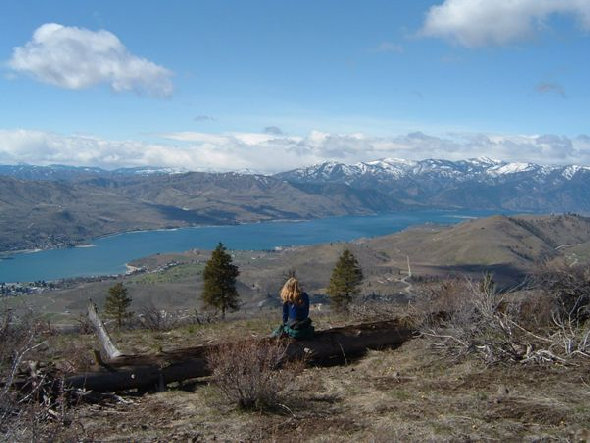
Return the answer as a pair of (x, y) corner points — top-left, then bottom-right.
(65, 318), (414, 393)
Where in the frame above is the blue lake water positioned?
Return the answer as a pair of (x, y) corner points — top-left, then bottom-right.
(0, 209), (505, 282)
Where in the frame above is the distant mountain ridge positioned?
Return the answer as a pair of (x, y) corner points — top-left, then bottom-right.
(2, 158), (590, 252)
(275, 157), (590, 185)
(0, 164), (187, 181)
(275, 157), (590, 213)
(0, 169), (377, 252)
(2, 158), (589, 185)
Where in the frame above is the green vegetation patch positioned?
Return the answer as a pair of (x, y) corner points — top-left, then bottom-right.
(130, 263), (204, 285)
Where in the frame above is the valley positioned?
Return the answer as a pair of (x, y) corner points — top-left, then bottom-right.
(6, 212), (590, 441)
(10, 213), (590, 322)
(2, 157), (590, 253)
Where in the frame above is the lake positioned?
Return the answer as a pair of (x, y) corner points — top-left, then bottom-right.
(0, 209), (504, 282)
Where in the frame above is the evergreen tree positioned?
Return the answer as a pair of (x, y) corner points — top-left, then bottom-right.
(202, 243), (240, 319)
(327, 248), (363, 311)
(104, 282), (133, 328)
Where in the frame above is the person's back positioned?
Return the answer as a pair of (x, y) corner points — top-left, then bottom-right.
(272, 277), (314, 339)
(283, 290), (309, 326)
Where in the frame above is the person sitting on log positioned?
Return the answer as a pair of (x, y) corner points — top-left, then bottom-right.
(271, 277), (314, 339)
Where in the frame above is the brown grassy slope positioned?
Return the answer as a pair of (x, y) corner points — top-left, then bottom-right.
(363, 213), (590, 270)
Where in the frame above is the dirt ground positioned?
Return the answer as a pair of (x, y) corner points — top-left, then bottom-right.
(64, 338), (590, 442)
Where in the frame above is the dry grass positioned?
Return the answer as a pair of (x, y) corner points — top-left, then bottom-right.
(67, 338), (590, 441)
(8, 283), (590, 441)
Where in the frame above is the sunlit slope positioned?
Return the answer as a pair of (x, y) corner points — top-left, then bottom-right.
(366, 214), (590, 268)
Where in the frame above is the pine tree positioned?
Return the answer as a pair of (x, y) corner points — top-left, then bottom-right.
(202, 243), (240, 319)
(327, 248), (363, 311)
(104, 282), (133, 329)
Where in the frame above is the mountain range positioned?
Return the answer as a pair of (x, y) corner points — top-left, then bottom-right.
(276, 157), (590, 212)
(1, 158), (590, 252)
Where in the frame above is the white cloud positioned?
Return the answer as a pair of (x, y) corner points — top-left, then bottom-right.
(420, 0), (590, 47)
(8, 23), (173, 96)
(1, 129), (590, 173)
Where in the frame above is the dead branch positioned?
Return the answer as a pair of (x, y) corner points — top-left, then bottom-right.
(87, 299), (123, 360)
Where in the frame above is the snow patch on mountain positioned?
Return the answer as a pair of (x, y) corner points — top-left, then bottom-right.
(276, 157), (590, 186)
(561, 165), (590, 180)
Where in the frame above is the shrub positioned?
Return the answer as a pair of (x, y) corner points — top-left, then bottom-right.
(138, 302), (178, 332)
(0, 306), (84, 441)
(531, 262), (590, 359)
(206, 338), (303, 411)
(533, 261), (590, 325)
(415, 271), (590, 364)
(416, 276), (523, 363)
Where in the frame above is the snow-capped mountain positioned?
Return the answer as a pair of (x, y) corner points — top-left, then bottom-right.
(275, 158), (590, 213)
(276, 157), (590, 184)
(3, 158), (590, 217)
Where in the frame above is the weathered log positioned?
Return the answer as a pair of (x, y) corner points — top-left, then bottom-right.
(65, 318), (414, 393)
(87, 299), (123, 360)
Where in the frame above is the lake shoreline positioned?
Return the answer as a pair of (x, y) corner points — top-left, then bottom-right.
(0, 216), (318, 257)
(0, 209), (516, 283)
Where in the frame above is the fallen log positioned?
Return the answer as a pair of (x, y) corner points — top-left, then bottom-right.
(65, 318), (415, 393)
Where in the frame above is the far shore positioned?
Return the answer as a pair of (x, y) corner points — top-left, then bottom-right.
(0, 216), (316, 257)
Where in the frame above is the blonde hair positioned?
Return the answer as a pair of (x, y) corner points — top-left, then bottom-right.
(280, 277), (303, 304)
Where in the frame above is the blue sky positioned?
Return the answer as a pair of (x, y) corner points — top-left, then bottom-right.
(1, 0), (589, 172)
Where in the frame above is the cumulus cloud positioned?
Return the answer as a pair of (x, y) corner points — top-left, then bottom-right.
(1, 129), (590, 173)
(420, 0), (590, 47)
(8, 23), (173, 96)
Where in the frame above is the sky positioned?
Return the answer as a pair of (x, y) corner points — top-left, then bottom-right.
(1, 0), (589, 173)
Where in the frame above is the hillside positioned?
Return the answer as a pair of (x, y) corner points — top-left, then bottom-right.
(363, 213), (590, 270)
(3, 158), (590, 252)
(56, 335), (590, 441)
(5, 214), (590, 441)
(0, 172), (376, 252)
(11, 295), (590, 441)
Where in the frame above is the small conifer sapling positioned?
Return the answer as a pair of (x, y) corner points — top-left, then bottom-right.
(104, 282), (133, 329)
(327, 248), (363, 311)
(202, 242), (240, 319)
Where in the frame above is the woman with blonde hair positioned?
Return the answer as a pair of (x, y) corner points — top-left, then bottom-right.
(272, 277), (314, 339)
